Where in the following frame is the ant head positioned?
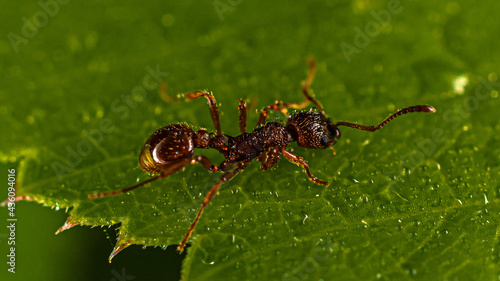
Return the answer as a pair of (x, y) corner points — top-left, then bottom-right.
(286, 110), (340, 149)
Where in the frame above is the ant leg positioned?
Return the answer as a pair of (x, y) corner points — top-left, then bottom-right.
(158, 82), (178, 103)
(301, 58), (325, 114)
(88, 159), (192, 199)
(88, 175), (162, 199)
(183, 91), (223, 136)
(281, 149), (328, 186)
(191, 155), (220, 172)
(257, 147), (281, 171)
(238, 98), (247, 134)
(255, 59), (323, 126)
(89, 156), (220, 199)
(256, 99), (311, 127)
(177, 161), (250, 252)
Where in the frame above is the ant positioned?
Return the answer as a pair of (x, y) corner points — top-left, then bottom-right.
(89, 59), (436, 252)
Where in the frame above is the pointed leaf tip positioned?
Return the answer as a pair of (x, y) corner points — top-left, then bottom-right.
(109, 240), (133, 263)
(55, 216), (79, 235)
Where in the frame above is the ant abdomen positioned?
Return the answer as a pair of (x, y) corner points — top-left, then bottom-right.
(139, 124), (196, 174)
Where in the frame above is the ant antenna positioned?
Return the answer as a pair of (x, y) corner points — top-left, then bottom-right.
(333, 105), (435, 132)
(88, 176), (160, 199)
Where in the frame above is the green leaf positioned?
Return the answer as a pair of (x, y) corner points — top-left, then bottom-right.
(2, 0), (499, 280)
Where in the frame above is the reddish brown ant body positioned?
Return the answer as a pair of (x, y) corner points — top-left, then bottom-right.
(89, 59), (435, 252)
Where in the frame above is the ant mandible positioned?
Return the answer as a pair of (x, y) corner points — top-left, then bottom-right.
(89, 59), (436, 252)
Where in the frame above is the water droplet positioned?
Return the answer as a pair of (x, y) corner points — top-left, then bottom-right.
(452, 75), (468, 95)
(202, 259), (215, 265)
(484, 193), (489, 204)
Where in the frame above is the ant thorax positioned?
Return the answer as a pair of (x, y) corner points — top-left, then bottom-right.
(225, 122), (292, 163)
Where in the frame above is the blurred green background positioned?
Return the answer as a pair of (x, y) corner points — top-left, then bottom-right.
(1, 0), (499, 280)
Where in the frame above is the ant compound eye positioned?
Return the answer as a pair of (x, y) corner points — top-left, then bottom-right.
(320, 135), (330, 147)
